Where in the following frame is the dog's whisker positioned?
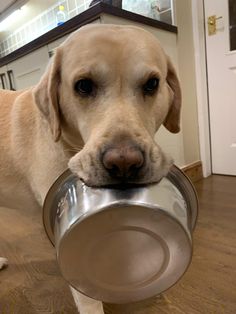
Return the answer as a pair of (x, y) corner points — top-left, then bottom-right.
(64, 146), (84, 153)
(72, 145), (84, 151)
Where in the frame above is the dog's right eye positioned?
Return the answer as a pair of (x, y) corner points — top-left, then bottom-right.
(74, 79), (95, 96)
(143, 77), (159, 95)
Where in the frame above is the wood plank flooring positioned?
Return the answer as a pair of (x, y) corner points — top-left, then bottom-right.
(1, 175), (236, 313)
(0, 205), (77, 313)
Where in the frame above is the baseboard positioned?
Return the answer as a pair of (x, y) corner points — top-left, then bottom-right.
(181, 161), (203, 183)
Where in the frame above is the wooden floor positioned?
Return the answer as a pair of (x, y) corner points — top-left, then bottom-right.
(0, 175), (236, 313)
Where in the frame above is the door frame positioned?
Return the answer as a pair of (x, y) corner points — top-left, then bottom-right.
(191, 0), (212, 177)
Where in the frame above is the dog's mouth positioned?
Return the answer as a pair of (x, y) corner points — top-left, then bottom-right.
(68, 141), (173, 188)
(79, 175), (153, 188)
(78, 177), (163, 190)
(73, 162), (168, 188)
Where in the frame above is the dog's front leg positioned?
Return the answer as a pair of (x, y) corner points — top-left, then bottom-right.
(70, 287), (104, 314)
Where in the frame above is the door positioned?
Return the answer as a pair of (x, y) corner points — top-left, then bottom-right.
(204, 0), (236, 175)
(7, 46), (49, 90)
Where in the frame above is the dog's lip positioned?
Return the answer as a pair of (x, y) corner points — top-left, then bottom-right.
(71, 163), (163, 188)
(76, 174), (162, 189)
(93, 182), (148, 189)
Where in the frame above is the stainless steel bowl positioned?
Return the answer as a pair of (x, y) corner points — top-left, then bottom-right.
(43, 165), (198, 304)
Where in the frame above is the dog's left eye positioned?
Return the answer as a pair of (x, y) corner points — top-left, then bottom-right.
(74, 79), (95, 96)
(143, 77), (159, 95)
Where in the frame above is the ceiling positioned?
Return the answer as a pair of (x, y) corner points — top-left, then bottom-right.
(0, 0), (16, 14)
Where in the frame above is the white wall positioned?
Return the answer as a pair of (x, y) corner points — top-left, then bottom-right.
(191, 0), (211, 176)
(175, 0), (201, 166)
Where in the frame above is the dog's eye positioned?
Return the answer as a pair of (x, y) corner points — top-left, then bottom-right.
(143, 77), (159, 95)
(74, 79), (95, 96)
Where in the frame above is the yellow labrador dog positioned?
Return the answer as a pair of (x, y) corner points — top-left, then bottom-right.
(0, 24), (181, 313)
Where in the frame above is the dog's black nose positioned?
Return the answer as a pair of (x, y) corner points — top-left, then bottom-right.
(102, 145), (144, 180)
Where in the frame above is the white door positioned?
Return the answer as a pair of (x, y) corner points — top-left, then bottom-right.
(204, 0), (236, 175)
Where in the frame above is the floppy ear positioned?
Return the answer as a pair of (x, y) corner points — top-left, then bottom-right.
(33, 48), (62, 142)
(163, 56), (182, 133)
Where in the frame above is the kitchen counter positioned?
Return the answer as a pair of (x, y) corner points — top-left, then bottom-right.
(0, 2), (177, 67)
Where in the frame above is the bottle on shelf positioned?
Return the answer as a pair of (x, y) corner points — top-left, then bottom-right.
(56, 5), (66, 26)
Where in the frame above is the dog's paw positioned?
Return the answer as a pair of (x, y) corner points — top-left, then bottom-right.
(70, 287), (104, 314)
(0, 257), (8, 270)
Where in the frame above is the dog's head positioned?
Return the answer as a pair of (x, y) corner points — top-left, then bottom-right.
(33, 24), (181, 186)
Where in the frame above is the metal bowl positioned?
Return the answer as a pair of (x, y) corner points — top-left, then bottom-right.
(43, 165), (198, 304)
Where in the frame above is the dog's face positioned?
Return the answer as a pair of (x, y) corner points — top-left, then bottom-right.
(34, 25), (181, 186)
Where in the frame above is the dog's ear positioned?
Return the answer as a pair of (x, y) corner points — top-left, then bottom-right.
(33, 48), (61, 142)
(163, 56), (182, 133)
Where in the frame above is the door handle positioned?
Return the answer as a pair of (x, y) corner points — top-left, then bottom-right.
(208, 15), (223, 35)
(0, 73), (7, 89)
(7, 70), (16, 91)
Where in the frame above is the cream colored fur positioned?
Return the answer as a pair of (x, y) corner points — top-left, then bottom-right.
(0, 24), (181, 313)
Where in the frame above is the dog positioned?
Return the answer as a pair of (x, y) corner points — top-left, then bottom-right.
(0, 24), (181, 313)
